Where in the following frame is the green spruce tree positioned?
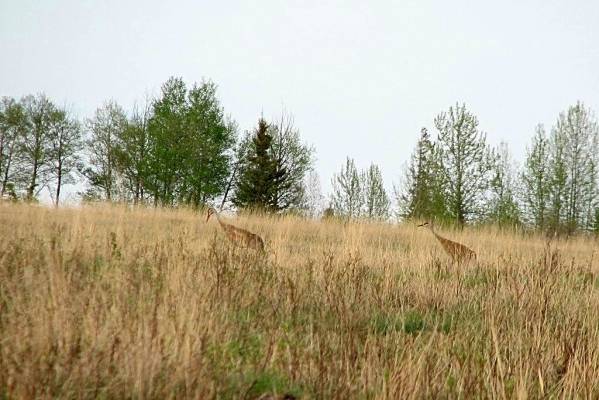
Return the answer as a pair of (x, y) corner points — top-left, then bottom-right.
(233, 118), (286, 212)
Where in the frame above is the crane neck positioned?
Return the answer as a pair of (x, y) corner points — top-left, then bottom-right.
(430, 225), (443, 240)
(213, 210), (227, 228)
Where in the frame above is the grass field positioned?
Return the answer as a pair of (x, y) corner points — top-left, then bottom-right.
(1, 203), (599, 399)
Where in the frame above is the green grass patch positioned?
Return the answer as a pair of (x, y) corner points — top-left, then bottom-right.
(370, 309), (427, 335)
(403, 310), (425, 334)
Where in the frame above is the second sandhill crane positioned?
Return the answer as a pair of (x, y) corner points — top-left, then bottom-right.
(418, 221), (476, 263)
(206, 207), (265, 252)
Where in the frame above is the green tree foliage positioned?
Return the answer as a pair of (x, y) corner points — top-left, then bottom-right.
(46, 107), (82, 206)
(434, 103), (492, 225)
(487, 142), (521, 226)
(330, 157), (363, 219)
(0, 97), (27, 197)
(268, 112), (314, 211)
(3, 96), (82, 203)
(146, 77), (236, 207)
(19, 94), (55, 200)
(546, 126), (567, 232)
(331, 157), (364, 218)
(233, 112), (313, 213)
(561, 102), (599, 232)
(547, 102), (599, 233)
(521, 125), (551, 229)
(181, 82), (237, 206)
(114, 102), (152, 204)
(332, 158), (390, 220)
(519, 103), (599, 234)
(363, 163), (390, 220)
(8, 84), (599, 238)
(396, 128), (447, 221)
(219, 130), (250, 210)
(233, 118), (286, 211)
(146, 78), (188, 205)
(82, 101), (128, 201)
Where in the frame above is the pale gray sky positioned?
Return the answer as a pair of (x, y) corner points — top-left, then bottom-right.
(2, 0), (599, 200)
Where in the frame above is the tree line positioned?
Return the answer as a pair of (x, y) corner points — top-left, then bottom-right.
(0, 77), (317, 214)
(2, 77), (598, 234)
(394, 102), (599, 235)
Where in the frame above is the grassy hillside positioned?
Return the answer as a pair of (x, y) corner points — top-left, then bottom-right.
(1, 203), (598, 399)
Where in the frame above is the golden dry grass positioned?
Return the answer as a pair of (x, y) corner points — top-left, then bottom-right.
(1, 203), (599, 399)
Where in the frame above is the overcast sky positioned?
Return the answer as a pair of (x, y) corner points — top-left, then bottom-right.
(2, 0), (599, 201)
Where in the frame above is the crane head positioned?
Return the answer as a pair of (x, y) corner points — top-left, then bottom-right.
(417, 221), (431, 228)
(206, 207), (216, 222)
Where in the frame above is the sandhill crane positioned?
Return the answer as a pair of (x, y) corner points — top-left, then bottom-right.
(206, 207), (265, 252)
(418, 221), (476, 263)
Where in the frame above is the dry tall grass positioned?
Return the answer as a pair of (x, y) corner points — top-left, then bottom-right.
(1, 203), (599, 399)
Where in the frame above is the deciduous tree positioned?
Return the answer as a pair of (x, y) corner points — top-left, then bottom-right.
(0, 97), (26, 197)
(114, 101), (152, 204)
(363, 163), (390, 220)
(20, 94), (54, 200)
(46, 107), (82, 206)
(396, 128), (447, 221)
(82, 101), (127, 201)
(434, 104), (492, 224)
(268, 112), (314, 211)
(146, 77), (236, 206)
(487, 142), (521, 226)
(521, 125), (551, 229)
(330, 157), (363, 219)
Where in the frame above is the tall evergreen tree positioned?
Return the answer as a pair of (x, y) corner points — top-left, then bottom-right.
(232, 112), (313, 212)
(233, 118), (285, 211)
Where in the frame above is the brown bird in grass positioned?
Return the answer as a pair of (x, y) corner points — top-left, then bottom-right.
(206, 207), (265, 251)
(417, 221), (476, 263)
